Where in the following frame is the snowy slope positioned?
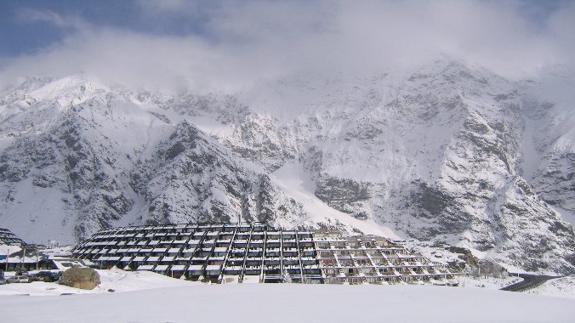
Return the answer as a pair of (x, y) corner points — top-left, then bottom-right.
(271, 161), (399, 238)
(525, 275), (575, 299)
(522, 70), (575, 226)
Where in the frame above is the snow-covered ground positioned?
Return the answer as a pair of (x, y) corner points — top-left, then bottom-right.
(458, 275), (522, 290)
(0, 268), (191, 296)
(525, 275), (575, 299)
(1, 268), (574, 322)
(1, 282), (574, 323)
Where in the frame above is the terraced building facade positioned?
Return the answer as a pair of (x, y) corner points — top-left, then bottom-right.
(0, 227), (25, 246)
(72, 223), (456, 284)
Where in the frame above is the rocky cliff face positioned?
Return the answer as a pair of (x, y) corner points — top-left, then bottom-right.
(0, 60), (574, 274)
(130, 121), (306, 227)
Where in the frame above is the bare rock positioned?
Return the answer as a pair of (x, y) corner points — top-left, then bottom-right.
(59, 267), (100, 290)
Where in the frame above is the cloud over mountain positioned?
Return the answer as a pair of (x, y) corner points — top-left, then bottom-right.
(1, 0), (574, 92)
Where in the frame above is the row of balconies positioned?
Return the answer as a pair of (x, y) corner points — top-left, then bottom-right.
(0, 232), (19, 238)
(90, 252), (320, 265)
(78, 249), (315, 268)
(314, 245), (404, 252)
(82, 234), (316, 250)
(92, 257), (447, 283)
(95, 223), (299, 235)
(0, 237), (23, 244)
(86, 238), (311, 248)
(101, 261), (233, 276)
(92, 226), (297, 240)
(74, 244), (319, 261)
(316, 260), (442, 271)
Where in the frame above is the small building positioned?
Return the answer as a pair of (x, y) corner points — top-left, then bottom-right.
(0, 227), (59, 272)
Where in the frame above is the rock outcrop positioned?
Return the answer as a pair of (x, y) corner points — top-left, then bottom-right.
(59, 267), (101, 290)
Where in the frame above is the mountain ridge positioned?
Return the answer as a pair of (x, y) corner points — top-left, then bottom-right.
(1, 59), (574, 274)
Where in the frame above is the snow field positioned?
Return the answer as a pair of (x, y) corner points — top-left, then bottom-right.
(1, 283), (574, 323)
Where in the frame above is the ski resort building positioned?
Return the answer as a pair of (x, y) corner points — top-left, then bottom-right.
(0, 227), (25, 246)
(0, 228), (59, 272)
(72, 223), (456, 284)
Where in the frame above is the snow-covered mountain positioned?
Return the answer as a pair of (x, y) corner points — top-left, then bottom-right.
(0, 59), (574, 274)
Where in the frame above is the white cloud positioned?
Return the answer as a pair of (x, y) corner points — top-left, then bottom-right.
(136, 0), (191, 13)
(1, 0), (574, 92)
(16, 8), (89, 30)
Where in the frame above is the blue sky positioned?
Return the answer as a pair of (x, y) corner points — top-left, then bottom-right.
(0, 0), (574, 90)
(0, 0), (207, 57)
